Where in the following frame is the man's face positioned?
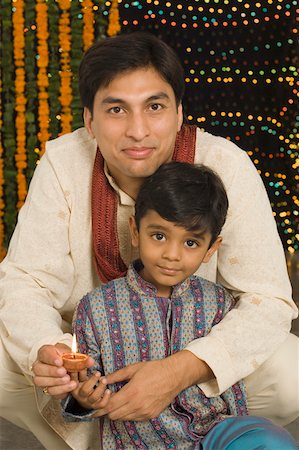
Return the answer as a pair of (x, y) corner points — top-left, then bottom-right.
(130, 211), (221, 298)
(84, 67), (183, 197)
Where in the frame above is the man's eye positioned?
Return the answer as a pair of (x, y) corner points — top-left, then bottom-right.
(109, 106), (123, 114)
(153, 233), (165, 241)
(185, 240), (198, 248)
(149, 103), (162, 111)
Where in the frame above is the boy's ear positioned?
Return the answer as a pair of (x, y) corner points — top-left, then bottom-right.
(203, 236), (222, 263)
(129, 216), (139, 248)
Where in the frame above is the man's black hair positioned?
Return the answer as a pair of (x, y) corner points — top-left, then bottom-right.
(79, 31), (185, 113)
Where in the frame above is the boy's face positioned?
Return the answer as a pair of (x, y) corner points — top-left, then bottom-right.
(84, 66), (183, 199)
(130, 210), (221, 298)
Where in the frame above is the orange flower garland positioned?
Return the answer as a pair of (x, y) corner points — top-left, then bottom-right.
(12, 0), (27, 209)
(0, 78), (5, 260)
(58, 0), (73, 134)
(36, 0), (50, 156)
(82, 0), (95, 51)
(107, 0), (121, 37)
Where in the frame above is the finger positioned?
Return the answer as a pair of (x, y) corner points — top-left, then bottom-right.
(95, 400), (134, 420)
(106, 395), (148, 421)
(37, 345), (68, 367)
(76, 356), (95, 381)
(103, 363), (139, 385)
(70, 372), (79, 382)
(45, 381), (78, 399)
(79, 372), (102, 396)
(33, 373), (71, 388)
(32, 361), (67, 379)
(91, 389), (112, 412)
(85, 380), (108, 405)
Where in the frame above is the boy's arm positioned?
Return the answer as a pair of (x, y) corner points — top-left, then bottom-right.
(62, 372), (111, 421)
(62, 295), (112, 420)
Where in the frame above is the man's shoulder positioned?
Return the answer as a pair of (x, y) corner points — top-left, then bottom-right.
(194, 128), (253, 185)
(45, 127), (96, 160)
(195, 128), (248, 162)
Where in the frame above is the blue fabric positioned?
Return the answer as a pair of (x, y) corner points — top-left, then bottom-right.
(201, 416), (297, 450)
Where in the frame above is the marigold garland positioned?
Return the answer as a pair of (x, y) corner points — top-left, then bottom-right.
(58, 0), (73, 134)
(36, 0), (50, 156)
(107, 0), (121, 37)
(12, 0), (27, 210)
(0, 78), (5, 260)
(82, 0), (95, 51)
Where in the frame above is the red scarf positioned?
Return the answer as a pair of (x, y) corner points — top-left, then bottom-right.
(91, 124), (197, 282)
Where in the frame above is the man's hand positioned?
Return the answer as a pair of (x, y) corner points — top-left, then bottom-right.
(32, 343), (94, 399)
(94, 350), (214, 421)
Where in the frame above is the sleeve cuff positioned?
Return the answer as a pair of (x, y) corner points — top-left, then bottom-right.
(27, 333), (73, 374)
(61, 395), (95, 422)
(185, 334), (236, 397)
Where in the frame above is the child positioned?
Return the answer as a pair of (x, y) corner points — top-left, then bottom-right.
(62, 162), (297, 449)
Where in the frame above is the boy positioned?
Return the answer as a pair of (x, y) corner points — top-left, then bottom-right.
(63, 162), (296, 449)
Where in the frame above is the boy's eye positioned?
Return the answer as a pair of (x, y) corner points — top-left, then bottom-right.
(153, 233), (165, 241)
(185, 240), (198, 248)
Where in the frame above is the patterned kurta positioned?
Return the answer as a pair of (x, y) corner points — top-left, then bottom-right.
(71, 262), (247, 449)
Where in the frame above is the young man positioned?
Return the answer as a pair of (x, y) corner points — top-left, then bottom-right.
(0, 32), (298, 450)
(62, 162), (296, 450)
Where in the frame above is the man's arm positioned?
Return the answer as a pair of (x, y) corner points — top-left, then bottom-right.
(189, 139), (298, 395)
(0, 150), (75, 375)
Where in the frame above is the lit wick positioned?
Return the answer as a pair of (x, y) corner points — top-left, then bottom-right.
(62, 334), (88, 372)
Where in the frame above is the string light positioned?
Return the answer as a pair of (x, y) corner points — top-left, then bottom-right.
(118, 0), (298, 253)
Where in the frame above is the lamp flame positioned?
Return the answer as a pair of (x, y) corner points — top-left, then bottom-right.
(71, 334), (77, 354)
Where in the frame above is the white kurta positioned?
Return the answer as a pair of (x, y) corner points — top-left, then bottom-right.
(0, 127), (297, 398)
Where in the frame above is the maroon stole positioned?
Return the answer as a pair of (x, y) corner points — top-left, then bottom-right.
(91, 124), (197, 283)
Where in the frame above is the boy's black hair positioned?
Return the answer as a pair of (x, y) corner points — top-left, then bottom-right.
(79, 31), (185, 113)
(135, 162), (228, 244)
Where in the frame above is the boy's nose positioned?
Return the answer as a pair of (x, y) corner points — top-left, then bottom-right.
(162, 243), (181, 261)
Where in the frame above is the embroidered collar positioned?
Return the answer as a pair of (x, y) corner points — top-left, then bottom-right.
(126, 260), (191, 299)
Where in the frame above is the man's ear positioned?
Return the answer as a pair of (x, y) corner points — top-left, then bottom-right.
(177, 103), (183, 132)
(203, 236), (222, 263)
(129, 216), (139, 248)
(83, 107), (94, 137)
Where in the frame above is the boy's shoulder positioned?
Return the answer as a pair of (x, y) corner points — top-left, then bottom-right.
(84, 276), (128, 302)
(189, 275), (230, 298)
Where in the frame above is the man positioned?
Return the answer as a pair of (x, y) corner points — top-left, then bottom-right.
(0, 32), (298, 450)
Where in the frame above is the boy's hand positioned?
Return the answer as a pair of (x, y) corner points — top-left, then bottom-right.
(70, 371), (111, 411)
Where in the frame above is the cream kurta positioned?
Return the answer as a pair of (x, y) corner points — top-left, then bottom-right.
(0, 127), (297, 396)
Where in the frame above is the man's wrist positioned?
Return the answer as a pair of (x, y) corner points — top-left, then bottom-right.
(168, 350), (215, 392)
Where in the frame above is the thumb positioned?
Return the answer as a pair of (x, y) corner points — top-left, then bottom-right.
(38, 344), (70, 366)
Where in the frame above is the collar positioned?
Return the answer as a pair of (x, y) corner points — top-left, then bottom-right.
(103, 162), (135, 206)
(126, 260), (191, 299)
